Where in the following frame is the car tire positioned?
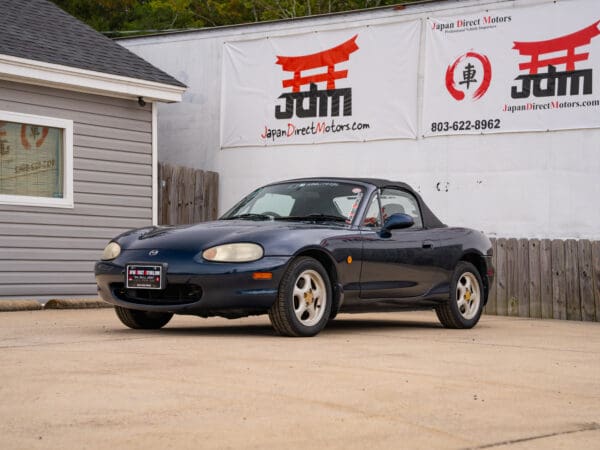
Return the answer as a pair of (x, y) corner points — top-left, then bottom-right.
(114, 306), (173, 330)
(436, 261), (484, 329)
(268, 257), (332, 337)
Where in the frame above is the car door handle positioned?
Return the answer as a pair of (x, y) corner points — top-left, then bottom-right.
(422, 240), (434, 249)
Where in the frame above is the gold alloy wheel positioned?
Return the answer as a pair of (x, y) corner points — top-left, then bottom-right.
(456, 272), (481, 320)
(293, 269), (327, 326)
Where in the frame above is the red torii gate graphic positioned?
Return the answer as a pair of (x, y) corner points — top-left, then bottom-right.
(512, 20), (600, 74)
(276, 35), (359, 92)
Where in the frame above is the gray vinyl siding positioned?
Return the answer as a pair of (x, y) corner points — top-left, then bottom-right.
(0, 80), (153, 299)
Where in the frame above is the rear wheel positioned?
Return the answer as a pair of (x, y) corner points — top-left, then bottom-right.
(436, 261), (483, 329)
(115, 306), (173, 329)
(269, 257), (332, 337)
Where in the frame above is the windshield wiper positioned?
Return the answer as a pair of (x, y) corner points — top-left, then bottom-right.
(222, 213), (274, 221)
(276, 214), (347, 222)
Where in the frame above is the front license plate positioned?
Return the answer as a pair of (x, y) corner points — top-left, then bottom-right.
(126, 264), (164, 290)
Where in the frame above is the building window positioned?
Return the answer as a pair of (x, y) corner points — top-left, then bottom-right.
(0, 111), (73, 208)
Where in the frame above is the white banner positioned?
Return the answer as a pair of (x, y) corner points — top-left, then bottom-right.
(221, 21), (420, 147)
(423, 0), (600, 137)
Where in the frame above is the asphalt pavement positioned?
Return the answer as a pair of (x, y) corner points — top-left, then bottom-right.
(1, 309), (599, 449)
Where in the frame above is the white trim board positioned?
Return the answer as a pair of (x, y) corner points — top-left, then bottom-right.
(0, 110), (74, 209)
(152, 102), (158, 225)
(0, 53), (185, 103)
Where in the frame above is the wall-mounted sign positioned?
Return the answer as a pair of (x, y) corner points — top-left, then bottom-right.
(423, 0), (600, 136)
(221, 21), (420, 147)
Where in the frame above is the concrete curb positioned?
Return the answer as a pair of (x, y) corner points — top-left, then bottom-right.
(44, 298), (112, 310)
(0, 300), (43, 312)
(0, 298), (112, 312)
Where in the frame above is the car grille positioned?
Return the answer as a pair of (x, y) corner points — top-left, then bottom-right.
(111, 283), (202, 305)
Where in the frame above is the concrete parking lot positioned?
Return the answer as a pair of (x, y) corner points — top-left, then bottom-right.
(0, 309), (599, 450)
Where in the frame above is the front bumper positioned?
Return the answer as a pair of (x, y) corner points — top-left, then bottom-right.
(95, 249), (291, 315)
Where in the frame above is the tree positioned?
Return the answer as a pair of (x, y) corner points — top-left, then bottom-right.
(51, 0), (417, 36)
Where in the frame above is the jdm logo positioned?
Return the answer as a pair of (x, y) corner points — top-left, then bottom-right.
(511, 20), (600, 99)
(274, 35), (359, 119)
(445, 51), (492, 101)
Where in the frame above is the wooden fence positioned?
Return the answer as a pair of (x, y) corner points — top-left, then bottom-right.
(485, 238), (600, 322)
(158, 162), (219, 225)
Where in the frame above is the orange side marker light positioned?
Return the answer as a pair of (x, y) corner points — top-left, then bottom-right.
(253, 272), (273, 280)
(347, 256), (353, 264)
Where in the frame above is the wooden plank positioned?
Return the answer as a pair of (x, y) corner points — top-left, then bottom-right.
(552, 240), (567, 320)
(162, 162), (170, 225)
(578, 240), (595, 322)
(495, 238), (508, 316)
(540, 239), (553, 319)
(168, 165), (181, 225)
(506, 238), (519, 316)
(528, 239), (542, 319)
(517, 238), (530, 317)
(158, 163), (167, 225)
(592, 241), (600, 322)
(182, 167), (196, 225)
(198, 169), (208, 222)
(176, 167), (186, 225)
(207, 171), (219, 220)
(565, 239), (581, 321)
(485, 238), (498, 315)
(176, 165), (186, 225)
(193, 170), (205, 223)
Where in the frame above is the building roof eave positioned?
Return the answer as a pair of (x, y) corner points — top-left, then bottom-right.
(0, 53), (186, 103)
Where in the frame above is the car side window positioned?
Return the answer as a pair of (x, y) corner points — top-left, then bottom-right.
(362, 192), (382, 227)
(380, 188), (423, 229)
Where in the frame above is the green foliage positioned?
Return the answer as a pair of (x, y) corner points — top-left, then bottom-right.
(51, 0), (415, 35)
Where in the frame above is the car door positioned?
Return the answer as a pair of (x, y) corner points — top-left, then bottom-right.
(359, 187), (445, 299)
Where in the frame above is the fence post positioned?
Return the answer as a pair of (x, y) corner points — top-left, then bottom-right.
(529, 239), (541, 319)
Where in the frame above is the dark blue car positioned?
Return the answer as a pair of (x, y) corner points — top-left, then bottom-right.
(95, 178), (494, 337)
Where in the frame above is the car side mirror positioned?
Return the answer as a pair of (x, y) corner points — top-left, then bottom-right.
(381, 213), (414, 237)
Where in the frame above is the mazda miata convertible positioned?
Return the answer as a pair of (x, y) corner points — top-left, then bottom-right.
(95, 178), (494, 337)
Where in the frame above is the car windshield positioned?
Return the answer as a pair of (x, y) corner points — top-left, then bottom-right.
(221, 181), (365, 223)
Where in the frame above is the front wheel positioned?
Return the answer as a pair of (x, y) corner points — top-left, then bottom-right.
(115, 306), (173, 329)
(268, 257), (332, 337)
(436, 261), (484, 329)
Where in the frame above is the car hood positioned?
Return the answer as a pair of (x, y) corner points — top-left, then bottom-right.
(114, 220), (356, 255)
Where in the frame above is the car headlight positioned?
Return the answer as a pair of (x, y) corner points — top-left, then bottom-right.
(202, 243), (263, 262)
(101, 242), (121, 260)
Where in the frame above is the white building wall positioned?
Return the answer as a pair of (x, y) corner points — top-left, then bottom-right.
(119, 0), (600, 240)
